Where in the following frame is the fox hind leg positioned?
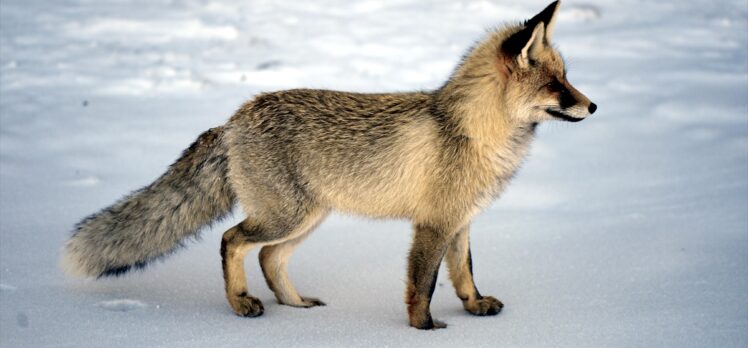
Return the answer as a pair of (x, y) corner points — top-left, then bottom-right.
(445, 227), (503, 316)
(259, 209), (328, 308)
(221, 221), (266, 317)
(221, 203), (324, 317)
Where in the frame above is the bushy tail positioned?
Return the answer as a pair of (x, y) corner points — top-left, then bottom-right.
(61, 127), (235, 277)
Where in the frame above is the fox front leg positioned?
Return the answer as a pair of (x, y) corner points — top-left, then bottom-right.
(405, 224), (454, 330)
(445, 227), (503, 316)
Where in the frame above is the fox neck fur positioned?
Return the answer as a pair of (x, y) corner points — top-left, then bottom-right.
(426, 26), (538, 228)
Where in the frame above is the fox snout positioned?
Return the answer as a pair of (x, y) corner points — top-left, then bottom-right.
(563, 82), (596, 115)
(546, 81), (597, 122)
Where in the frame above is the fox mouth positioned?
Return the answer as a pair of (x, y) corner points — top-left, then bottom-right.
(545, 108), (584, 122)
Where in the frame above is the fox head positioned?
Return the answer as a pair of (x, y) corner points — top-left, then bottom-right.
(499, 1), (596, 123)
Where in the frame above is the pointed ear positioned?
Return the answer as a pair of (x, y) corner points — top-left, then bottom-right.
(525, 1), (561, 42)
(518, 23), (545, 68)
(500, 1), (559, 67)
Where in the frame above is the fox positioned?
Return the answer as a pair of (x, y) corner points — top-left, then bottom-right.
(61, 1), (596, 330)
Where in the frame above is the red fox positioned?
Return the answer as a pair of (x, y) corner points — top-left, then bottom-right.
(62, 1), (596, 329)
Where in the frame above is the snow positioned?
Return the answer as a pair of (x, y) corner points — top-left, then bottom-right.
(96, 299), (149, 312)
(1, 0), (746, 346)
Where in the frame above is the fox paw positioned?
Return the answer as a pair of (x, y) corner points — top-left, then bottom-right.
(410, 317), (447, 330)
(464, 296), (503, 316)
(282, 296), (326, 308)
(229, 294), (264, 317)
(300, 297), (326, 307)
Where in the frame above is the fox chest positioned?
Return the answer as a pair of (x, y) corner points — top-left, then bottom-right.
(461, 130), (536, 210)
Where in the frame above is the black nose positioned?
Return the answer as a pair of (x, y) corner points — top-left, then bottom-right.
(588, 103), (597, 114)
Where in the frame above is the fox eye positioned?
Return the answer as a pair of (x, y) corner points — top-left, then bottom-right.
(545, 80), (563, 92)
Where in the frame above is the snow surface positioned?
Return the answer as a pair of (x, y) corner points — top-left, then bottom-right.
(1, 0), (747, 347)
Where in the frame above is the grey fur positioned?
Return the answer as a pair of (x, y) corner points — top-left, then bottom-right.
(61, 127), (235, 277)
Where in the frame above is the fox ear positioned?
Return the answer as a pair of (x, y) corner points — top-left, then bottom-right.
(517, 23), (545, 68)
(500, 1), (559, 68)
(525, 0), (560, 42)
